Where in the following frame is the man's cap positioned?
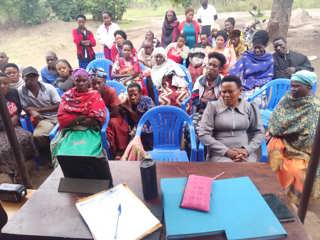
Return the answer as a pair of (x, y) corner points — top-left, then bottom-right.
(22, 66), (39, 77)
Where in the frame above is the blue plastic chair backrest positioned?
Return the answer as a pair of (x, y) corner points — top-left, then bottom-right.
(86, 59), (113, 80)
(179, 64), (193, 93)
(265, 78), (291, 109)
(106, 80), (127, 96)
(95, 52), (105, 59)
(136, 106), (191, 149)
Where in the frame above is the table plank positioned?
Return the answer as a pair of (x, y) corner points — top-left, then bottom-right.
(1, 162), (309, 240)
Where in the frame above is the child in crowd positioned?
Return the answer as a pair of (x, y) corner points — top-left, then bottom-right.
(188, 48), (206, 84)
(112, 40), (143, 87)
(196, 33), (212, 55)
(209, 28), (219, 48)
(2, 63), (24, 89)
(144, 31), (161, 49)
(72, 14), (96, 69)
(55, 59), (74, 92)
(41, 51), (58, 85)
(166, 35), (190, 64)
(138, 40), (154, 69)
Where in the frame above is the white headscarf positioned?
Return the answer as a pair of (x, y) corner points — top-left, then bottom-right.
(151, 47), (187, 89)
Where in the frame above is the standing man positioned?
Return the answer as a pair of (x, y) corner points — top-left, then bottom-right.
(196, 0), (218, 37)
(272, 37), (313, 79)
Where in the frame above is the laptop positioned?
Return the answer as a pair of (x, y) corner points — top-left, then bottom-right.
(57, 156), (113, 194)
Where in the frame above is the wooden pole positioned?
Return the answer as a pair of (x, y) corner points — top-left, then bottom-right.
(0, 91), (32, 187)
(298, 113), (320, 223)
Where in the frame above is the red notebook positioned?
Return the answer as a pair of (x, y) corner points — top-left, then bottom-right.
(180, 174), (213, 212)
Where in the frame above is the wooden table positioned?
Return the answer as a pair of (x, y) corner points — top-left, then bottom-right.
(1, 162), (310, 240)
(1, 190), (35, 220)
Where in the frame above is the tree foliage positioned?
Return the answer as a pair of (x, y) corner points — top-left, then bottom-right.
(0, 0), (129, 27)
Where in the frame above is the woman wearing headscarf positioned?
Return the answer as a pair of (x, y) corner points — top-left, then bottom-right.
(161, 10), (180, 48)
(151, 47), (189, 108)
(209, 30), (236, 76)
(229, 30), (273, 91)
(51, 69), (107, 163)
(268, 70), (320, 202)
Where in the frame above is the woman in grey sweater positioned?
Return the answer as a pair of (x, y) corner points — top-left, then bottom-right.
(198, 75), (265, 162)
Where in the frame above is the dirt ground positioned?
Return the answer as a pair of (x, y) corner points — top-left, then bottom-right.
(1, 8), (320, 239)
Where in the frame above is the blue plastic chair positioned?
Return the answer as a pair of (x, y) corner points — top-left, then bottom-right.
(86, 59), (113, 80)
(247, 78), (291, 129)
(49, 108), (112, 159)
(105, 80), (127, 96)
(19, 115), (34, 133)
(95, 52), (105, 59)
(179, 64), (193, 93)
(55, 87), (64, 97)
(135, 106), (197, 162)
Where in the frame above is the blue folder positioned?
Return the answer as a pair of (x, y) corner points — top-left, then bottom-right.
(161, 176), (287, 240)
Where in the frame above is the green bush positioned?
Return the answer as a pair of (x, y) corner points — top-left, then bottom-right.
(19, 0), (50, 25)
(47, 0), (88, 21)
(87, 0), (129, 21)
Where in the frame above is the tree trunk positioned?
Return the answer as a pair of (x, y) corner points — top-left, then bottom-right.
(267, 0), (294, 41)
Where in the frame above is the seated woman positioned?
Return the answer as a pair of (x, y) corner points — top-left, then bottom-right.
(192, 52), (226, 114)
(151, 47), (189, 108)
(112, 40), (143, 87)
(268, 70), (320, 202)
(166, 34), (189, 64)
(55, 59), (74, 92)
(120, 83), (154, 153)
(151, 47), (186, 88)
(198, 75), (264, 162)
(229, 30), (273, 92)
(209, 30), (237, 76)
(161, 10), (180, 48)
(52, 69), (106, 162)
(91, 68), (129, 160)
(0, 72), (37, 183)
(111, 30), (137, 62)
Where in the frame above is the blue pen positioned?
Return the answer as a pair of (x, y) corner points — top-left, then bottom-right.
(114, 204), (122, 239)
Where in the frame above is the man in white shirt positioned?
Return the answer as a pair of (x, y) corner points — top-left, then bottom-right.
(196, 0), (218, 37)
(96, 11), (120, 60)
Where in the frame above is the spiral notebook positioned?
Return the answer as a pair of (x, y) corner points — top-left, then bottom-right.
(76, 184), (162, 240)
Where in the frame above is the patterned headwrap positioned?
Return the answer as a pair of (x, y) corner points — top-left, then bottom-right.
(291, 70), (317, 87)
(72, 68), (90, 79)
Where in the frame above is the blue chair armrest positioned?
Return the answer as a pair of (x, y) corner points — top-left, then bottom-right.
(187, 121), (197, 162)
(49, 124), (59, 141)
(19, 117), (28, 131)
(247, 84), (270, 102)
(260, 139), (268, 163)
(181, 96), (191, 112)
(100, 109), (112, 159)
(19, 115), (34, 133)
(198, 142), (205, 161)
